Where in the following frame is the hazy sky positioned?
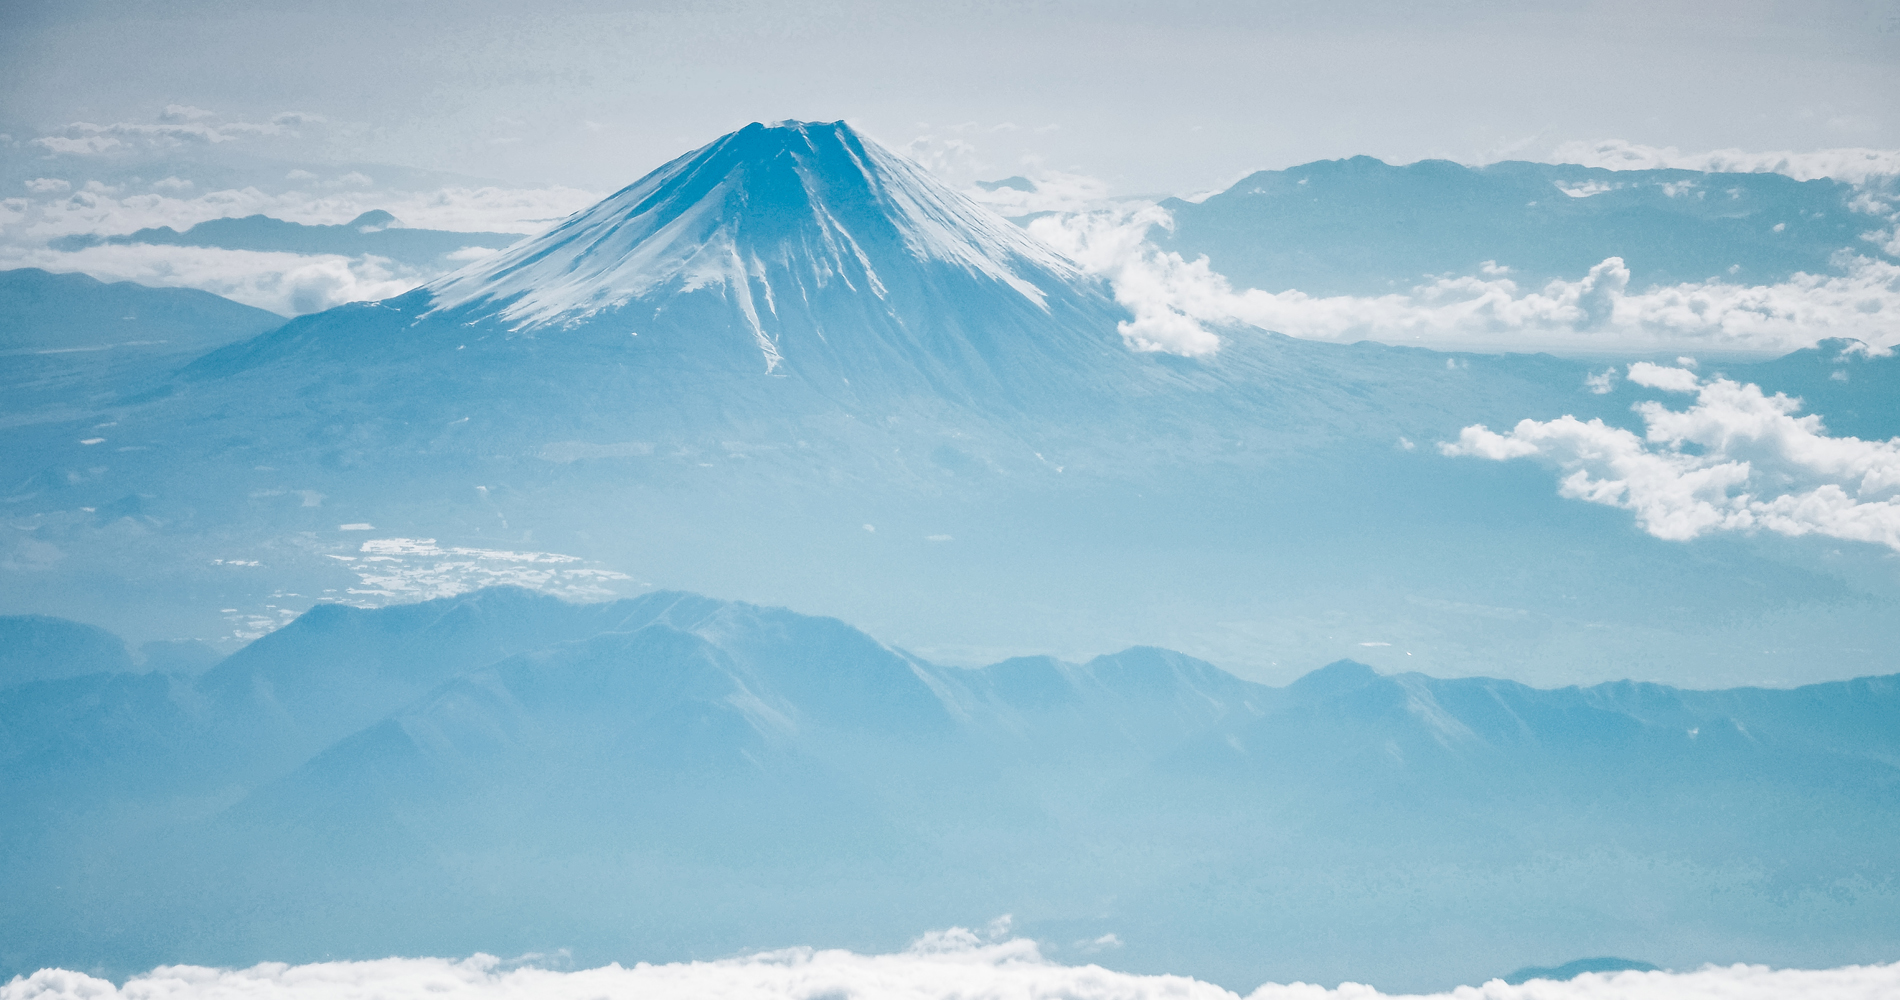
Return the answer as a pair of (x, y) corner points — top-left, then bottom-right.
(4, 0), (1897, 194)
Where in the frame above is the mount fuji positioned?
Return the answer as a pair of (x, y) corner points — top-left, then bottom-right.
(6, 121), (1900, 690)
(191, 121), (1138, 424)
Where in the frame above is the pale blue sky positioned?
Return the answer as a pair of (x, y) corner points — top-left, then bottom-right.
(3, 0), (1896, 194)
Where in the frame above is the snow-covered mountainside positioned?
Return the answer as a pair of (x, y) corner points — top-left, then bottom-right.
(427, 120), (1089, 358)
(10, 121), (1900, 693)
(196, 120), (1132, 411)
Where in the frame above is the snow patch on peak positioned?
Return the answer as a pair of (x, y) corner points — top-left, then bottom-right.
(421, 120), (1076, 366)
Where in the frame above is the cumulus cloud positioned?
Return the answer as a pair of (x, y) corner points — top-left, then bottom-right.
(1442, 368), (1900, 551)
(0, 243), (418, 315)
(1027, 207), (1900, 355)
(1551, 140), (1900, 185)
(4, 940), (1897, 1000)
(1026, 205), (1221, 356)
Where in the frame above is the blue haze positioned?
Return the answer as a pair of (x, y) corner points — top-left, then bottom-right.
(1, 120), (1898, 993)
(3, 587), (1898, 992)
(47, 211), (529, 273)
(1159, 156), (1895, 297)
(4, 123), (1898, 685)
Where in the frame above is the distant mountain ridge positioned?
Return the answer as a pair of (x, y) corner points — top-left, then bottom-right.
(3, 587), (1897, 992)
(1161, 155), (1891, 295)
(0, 267), (286, 430)
(8, 118), (1900, 729)
(0, 267), (283, 353)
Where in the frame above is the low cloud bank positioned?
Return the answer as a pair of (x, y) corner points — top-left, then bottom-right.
(2, 177), (597, 242)
(1550, 140), (1900, 185)
(0, 163), (598, 314)
(0, 243), (417, 316)
(327, 537), (631, 605)
(1443, 365), (1900, 552)
(5, 936), (1897, 1000)
(1028, 208), (1900, 357)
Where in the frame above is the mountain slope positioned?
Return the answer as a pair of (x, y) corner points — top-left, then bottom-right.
(0, 268), (285, 353)
(190, 121), (1136, 417)
(1161, 157), (1885, 295)
(0, 614), (132, 685)
(6, 123), (1900, 697)
(4, 588), (1898, 991)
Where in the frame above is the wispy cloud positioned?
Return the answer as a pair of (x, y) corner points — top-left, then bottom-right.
(1442, 366), (1900, 552)
(325, 537), (631, 605)
(1551, 140), (1900, 185)
(0, 177), (597, 241)
(0, 166), (597, 312)
(5, 943), (1896, 1000)
(29, 114), (307, 155)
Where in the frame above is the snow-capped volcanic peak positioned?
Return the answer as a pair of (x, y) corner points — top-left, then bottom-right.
(423, 120), (1085, 360)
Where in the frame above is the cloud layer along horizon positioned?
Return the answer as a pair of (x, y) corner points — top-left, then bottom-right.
(1549, 140), (1900, 185)
(5, 935), (1898, 1000)
(1442, 364), (1900, 552)
(1030, 206), (1900, 358)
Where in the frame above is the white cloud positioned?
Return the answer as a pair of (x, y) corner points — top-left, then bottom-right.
(0, 243), (419, 316)
(1551, 140), (1900, 185)
(3, 941), (1896, 1000)
(0, 178), (596, 238)
(326, 537), (631, 605)
(1555, 180), (1617, 199)
(1026, 207), (1900, 355)
(1624, 361), (1701, 393)
(0, 159), (590, 315)
(1862, 227), (1900, 257)
(31, 120), (250, 153)
(963, 170), (1117, 216)
(1025, 205), (1221, 356)
(26, 107), (338, 158)
(1442, 370), (1900, 552)
(903, 134), (983, 184)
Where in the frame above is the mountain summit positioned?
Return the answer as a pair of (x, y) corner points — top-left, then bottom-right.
(426, 120), (1108, 373)
(196, 120), (1131, 416)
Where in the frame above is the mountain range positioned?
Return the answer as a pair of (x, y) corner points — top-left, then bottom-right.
(0, 268), (284, 435)
(5, 118), (1900, 994)
(1158, 155), (1894, 295)
(4, 586), (1896, 992)
(4, 120), (1899, 691)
